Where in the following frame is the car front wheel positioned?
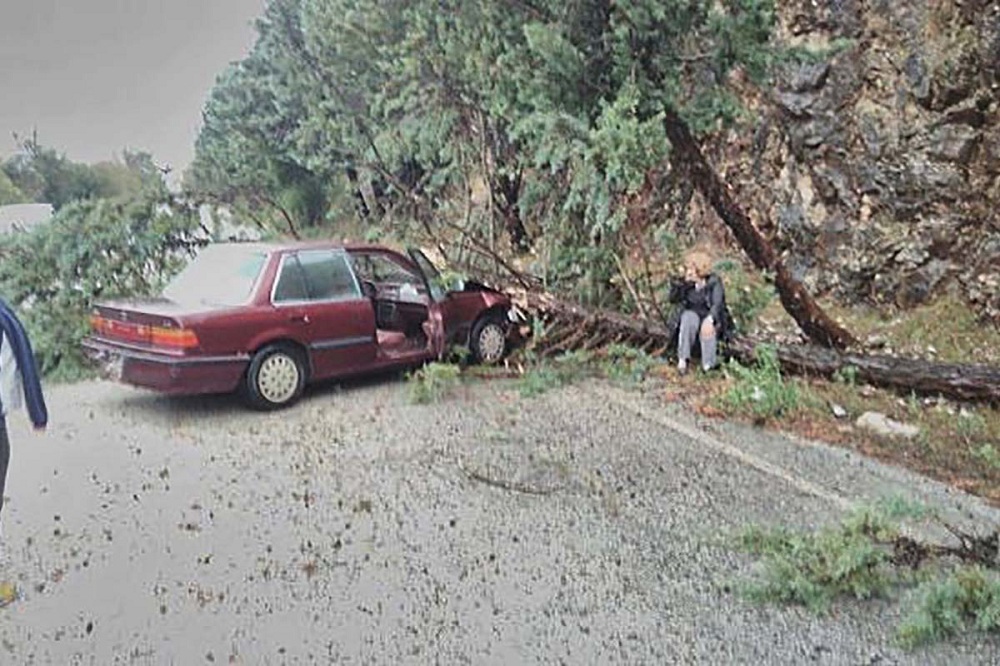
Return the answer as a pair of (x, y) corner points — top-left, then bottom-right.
(242, 344), (307, 410)
(470, 316), (507, 365)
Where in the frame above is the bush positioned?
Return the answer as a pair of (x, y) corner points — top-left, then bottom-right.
(407, 363), (462, 404)
(722, 345), (800, 420)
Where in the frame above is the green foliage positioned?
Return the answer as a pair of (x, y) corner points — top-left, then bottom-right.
(722, 345), (800, 420)
(739, 499), (925, 612)
(190, 0), (782, 303)
(407, 362), (462, 403)
(739, 525), (895, 613)
(0, 169), (27, 206)
(972, 444), (1000, 471)
(833, 364), (859, 387)
(0, 194), (198, 381)
(956, 411), (988, 441)
(602, 344), (658, 385)
(519, 350), (594, 398)
(737, 497), (1000, 648)
(899, 568), (1000, 647)
(715, 260), (775, 335)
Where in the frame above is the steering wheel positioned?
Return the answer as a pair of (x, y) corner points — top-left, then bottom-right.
(360, 280), (377, 299)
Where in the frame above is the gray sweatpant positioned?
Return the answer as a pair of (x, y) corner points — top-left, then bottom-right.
(678, 310), (718, 369)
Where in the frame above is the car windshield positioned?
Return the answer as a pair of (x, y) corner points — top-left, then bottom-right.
(162, 245), (268, 307)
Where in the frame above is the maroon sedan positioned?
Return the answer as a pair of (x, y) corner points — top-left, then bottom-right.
(82, 242), (515, 409)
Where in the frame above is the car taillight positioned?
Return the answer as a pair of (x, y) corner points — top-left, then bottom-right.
(90, 315), (198, 349)
(151, 326), (199, 349)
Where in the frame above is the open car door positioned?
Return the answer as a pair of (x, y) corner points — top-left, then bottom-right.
(407, 248), (455, 359)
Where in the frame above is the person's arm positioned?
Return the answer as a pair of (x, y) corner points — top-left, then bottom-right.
(708, 276), (725, 327)
(0, 305), (47, 429)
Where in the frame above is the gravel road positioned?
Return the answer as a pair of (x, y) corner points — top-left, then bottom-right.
(0, 375), (998, 664)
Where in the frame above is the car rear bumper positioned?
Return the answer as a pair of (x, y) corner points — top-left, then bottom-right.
(82, 337), (249, 395)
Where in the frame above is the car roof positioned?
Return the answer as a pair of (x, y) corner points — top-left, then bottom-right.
(209, 240), (407, 255)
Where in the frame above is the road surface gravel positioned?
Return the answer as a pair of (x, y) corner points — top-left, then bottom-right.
(0, 376), (998, 664)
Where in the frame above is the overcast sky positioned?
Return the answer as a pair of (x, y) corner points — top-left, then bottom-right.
(0, 1), (264, 179)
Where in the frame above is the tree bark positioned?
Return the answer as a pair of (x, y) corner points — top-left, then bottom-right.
(492, 171), (530, 253)
(518, 291), (1000, 404)
(727, 339), (1000, 403)
(662, 108), (856, 350)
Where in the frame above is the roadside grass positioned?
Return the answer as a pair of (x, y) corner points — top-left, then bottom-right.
(821, 295), (1000, 365)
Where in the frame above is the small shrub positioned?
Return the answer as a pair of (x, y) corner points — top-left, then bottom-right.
(898, 567), (1000, 647)
(519, 350), (594, 398)
(722, 345), (800, 420)
(603, 344), (657, 384)
(956, 411), (988, 442)
(833, 364), (859, 386)
(714, 260), (775, 335)
(972, 444), (1000, 471)
(407, 363), (461, 404)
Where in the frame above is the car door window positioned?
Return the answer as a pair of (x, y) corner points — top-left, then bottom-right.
(298, 250), (361, 301)
(273, 255), (309, 303)
(408, 248), (447, 302)
(352, 253), (422, 285)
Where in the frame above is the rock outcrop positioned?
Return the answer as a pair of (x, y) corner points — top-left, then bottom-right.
(690, 0), (1000, 325)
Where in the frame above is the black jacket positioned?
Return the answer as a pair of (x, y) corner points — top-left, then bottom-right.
(664, 274), (733, 352)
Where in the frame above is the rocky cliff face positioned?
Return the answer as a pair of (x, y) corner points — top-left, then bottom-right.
(696, 0), (1000, 324)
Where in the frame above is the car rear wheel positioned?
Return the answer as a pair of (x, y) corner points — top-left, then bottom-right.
(470, 315), (507, 365)
(242, 344), (307, 410)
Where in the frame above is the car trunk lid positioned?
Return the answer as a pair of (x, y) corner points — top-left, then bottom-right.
(90, 299), (203, 351)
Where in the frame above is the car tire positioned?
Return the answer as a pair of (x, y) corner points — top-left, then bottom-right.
(242, 343), (307, 410)
(470, 315), (507, 365)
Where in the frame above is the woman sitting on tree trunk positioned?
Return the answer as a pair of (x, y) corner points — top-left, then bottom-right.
(667, 250), (732, 375)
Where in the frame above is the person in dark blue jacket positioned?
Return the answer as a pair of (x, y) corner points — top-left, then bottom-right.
(0, 299), (48, 521)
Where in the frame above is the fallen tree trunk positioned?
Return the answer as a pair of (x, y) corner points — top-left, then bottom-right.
(517, 292), (1000, 404)
(727, 339), (1000, 403)
(662, 108), (857, 351)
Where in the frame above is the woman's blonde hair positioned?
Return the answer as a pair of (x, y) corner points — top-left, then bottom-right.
(684, 250), (713, 278)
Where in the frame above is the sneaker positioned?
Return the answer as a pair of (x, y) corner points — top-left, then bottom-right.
(677, 359), (688, 376)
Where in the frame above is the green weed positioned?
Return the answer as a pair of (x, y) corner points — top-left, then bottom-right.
(722, 345), (800, 420)
(519, 350), (594, 398)
(714, 260), (775, 335)
(898, 567), (1000, 647)
(833, 364), (859, 386)
(972, 444), (1000, 471)
(602, 344), (658, 385)
(407, 363), (462, 404)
